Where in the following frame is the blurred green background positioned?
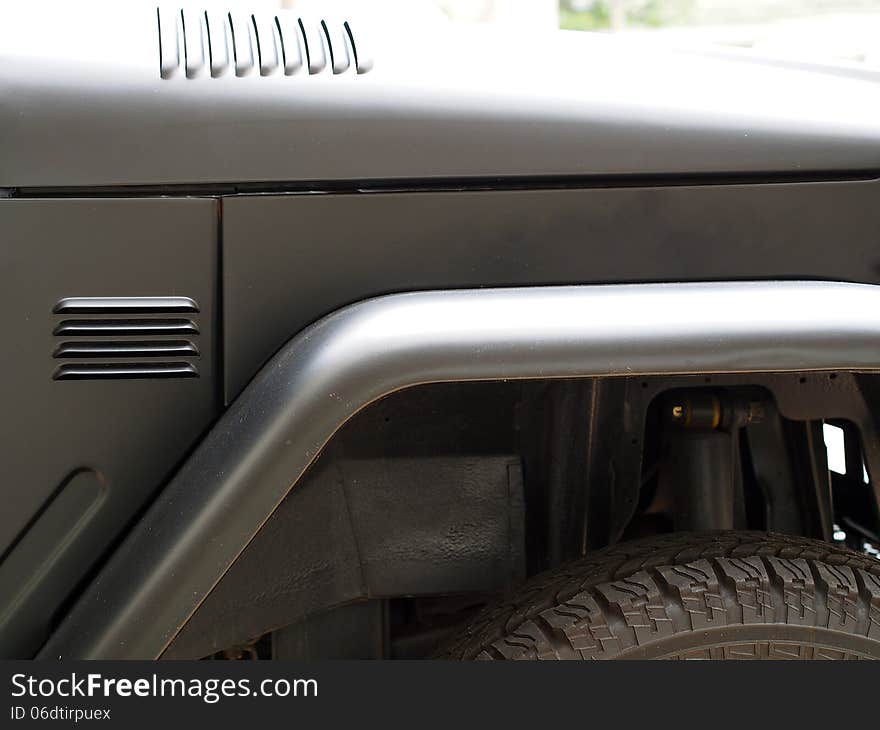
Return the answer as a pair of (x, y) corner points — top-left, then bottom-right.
(554, 0), (880, 63)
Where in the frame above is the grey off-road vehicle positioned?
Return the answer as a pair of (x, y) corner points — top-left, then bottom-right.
(2, 4), (880, 661)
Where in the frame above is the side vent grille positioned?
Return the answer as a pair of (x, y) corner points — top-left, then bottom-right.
(157, 7), (372, 79)
(53, 296), (200, 381)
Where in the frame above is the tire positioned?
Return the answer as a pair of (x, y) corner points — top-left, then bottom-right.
(438, 531), (880, 660)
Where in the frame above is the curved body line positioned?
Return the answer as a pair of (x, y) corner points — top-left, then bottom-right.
(38, 280), (880, 659)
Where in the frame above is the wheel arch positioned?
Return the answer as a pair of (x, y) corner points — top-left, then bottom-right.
(39, 280), (880, 659)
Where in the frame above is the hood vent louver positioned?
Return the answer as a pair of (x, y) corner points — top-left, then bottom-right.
(53, 296), (200, 381)
(157, 6), (372, 79)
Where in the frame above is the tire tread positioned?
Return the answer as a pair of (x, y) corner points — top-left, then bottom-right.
(437, 531), (880, 660)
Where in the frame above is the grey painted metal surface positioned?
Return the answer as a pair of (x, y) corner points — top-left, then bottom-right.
(220, 181), (880, 401)
(2, 5), (880, 188)
(38, 280), (880, 659)
(0, 197), (219, 658)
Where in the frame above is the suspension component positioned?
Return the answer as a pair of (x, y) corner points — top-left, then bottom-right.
(663, 391), (764, 531)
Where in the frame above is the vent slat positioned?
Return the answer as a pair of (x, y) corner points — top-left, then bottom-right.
(276, 13), (303, 74)
(54, 363), (199, 381)
(206, 9), (230, 77)
(299, 18), (326, 74)
(344, 20), (372, 74)
(53, 319), (199, 336)
(157, 8), (370, 78)
(321, 19), (349, 74)
(54, 341), (198, 358)
(54, 296), (198, 314)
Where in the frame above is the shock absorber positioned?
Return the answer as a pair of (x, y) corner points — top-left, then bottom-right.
(665, 391), (763, 531)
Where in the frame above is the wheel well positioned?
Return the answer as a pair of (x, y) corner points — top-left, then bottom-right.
(168, 370), (880, 658)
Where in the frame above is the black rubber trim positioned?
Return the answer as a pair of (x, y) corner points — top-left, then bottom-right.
(7, 169), (880, 199)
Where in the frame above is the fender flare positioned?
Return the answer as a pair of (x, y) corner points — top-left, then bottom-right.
(39, 280), (880, 658)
